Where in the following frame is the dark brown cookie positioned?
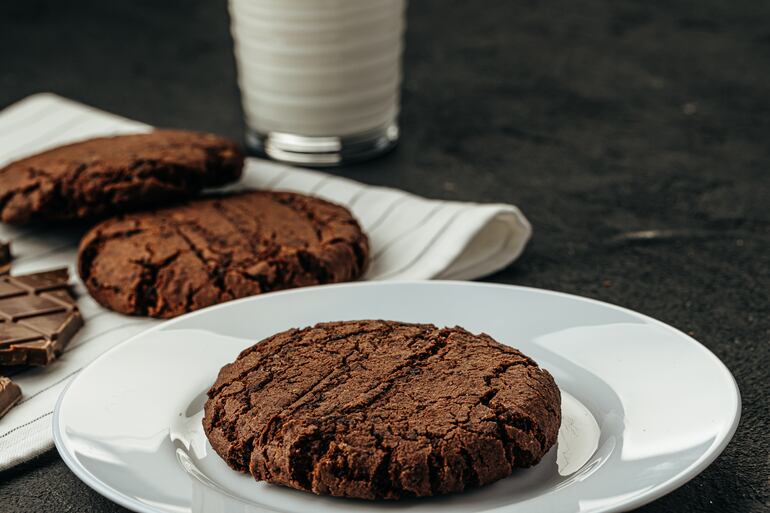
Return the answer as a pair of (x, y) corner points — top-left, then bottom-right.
(78, 191), (369, 318)
(0, 130), (243, 224)
(203, 320), (561, 500)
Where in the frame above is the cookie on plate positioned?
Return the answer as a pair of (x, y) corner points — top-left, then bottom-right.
(0, 130), (243, 224)
(78, 191), (369, 318)
(203, 320), (561, 500)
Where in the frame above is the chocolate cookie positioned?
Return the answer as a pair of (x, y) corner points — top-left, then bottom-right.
(0, 130), (243, 224)
(78, 191), (368, 318)
(203, 320), (561, 500)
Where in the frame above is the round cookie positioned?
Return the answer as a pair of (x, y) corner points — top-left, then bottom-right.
(203, 320), (561, 500)
(0, 130), (243, 224)
(77, 191), (369, 318)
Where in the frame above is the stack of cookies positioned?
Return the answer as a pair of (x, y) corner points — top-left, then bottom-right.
(0, 129), (370, 318)
(0, 129), (370, 417)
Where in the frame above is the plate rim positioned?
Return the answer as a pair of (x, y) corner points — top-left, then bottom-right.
(52, 279), (742, 513)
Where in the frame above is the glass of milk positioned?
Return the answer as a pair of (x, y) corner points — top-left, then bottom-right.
(229, 0), (407, 166)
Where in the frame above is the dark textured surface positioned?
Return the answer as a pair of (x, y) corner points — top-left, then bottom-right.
(0, 0), (768, 511)
(203, 320), (560, 499)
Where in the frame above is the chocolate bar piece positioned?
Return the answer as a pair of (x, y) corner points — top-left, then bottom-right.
(0, 376), (21, 419)
(0, 268), (83, 366)
(0, 241), (10, 275)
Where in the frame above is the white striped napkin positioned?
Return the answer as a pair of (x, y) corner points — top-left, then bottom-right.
(0, 93), (531, 470)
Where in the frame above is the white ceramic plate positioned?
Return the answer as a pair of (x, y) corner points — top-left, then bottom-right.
(53, 281), (740, 513)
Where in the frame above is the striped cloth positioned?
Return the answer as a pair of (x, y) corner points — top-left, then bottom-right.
(0, 93), (531, 470)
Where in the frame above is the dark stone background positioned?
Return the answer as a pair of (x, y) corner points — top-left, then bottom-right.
(0, 0), (768, 511)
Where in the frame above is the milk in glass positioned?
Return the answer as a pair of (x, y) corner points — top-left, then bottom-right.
(229, 0), (406, 165)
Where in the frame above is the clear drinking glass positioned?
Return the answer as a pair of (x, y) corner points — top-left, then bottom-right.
(228, 0), (406, 166)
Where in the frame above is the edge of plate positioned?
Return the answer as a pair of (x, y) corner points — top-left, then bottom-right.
(52, 280), (742, 513)
(53, 376), (163, 513)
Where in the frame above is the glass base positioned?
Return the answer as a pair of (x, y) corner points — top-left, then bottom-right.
(245, 123), (398, 167)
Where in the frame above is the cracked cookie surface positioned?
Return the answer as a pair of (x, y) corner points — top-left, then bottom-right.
(77, 191), (369, 318)
(203, 320), (561, 500)
(0, 130), (243, 224)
